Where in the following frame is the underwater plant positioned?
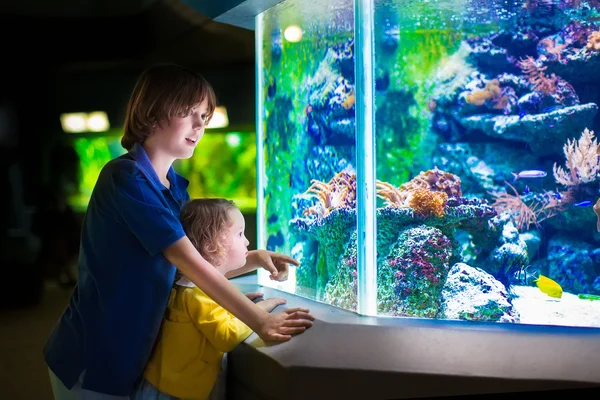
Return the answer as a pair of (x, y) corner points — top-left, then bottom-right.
(303, 169), (357, 219)
(553, 127), (600, 186)
(518, 56), (558, 96)
(490, 182), (572, 231)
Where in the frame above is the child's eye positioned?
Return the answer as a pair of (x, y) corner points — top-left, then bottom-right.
(238, 232), (243, 237)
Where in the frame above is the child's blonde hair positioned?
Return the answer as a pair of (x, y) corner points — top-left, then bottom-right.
(180, 198), (239, 268)
(121, 64), (217, 150)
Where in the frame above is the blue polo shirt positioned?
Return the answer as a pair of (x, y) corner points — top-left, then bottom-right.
(43, 143), (190, 396)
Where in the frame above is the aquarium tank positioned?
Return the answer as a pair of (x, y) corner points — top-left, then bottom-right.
(256, 0), (600, 328)
(68, 131), (257, 213)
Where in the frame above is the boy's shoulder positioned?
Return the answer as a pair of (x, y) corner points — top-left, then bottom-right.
(102, 153), (139, 176)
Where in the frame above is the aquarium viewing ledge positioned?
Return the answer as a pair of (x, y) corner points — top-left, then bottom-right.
(228, 275), (600, 400)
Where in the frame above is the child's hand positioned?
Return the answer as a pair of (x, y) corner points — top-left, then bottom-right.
(249, 250), (299, 281)
(256, 307), (315, 342)
(245, 292), (264, 302)
(256, 297), (286, 313)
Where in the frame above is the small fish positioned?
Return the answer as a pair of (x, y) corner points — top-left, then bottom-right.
(512, 170), (547, 181)
(552, 192), (562, 200)
(541, 105), (563, 114)
(535, 274), (563, 299)
(578, 293), (600, 301)
(524, 185), (530, 195)
(427, 99), (437, 112)
(573, 200), (592, 207)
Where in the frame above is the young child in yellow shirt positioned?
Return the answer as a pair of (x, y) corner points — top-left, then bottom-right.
(133, 198), (287, 400)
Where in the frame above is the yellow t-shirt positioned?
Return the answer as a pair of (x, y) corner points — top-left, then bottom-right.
(143, 282), (253, 400)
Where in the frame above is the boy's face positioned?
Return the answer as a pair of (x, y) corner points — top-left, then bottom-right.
(150, 98), (209, 160)
(218, 208), (250, 275)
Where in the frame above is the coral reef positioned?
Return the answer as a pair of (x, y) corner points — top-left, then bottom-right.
(379, 226), (452, 317)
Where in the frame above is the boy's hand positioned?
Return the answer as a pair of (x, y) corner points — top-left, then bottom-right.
(256, 307), (315, 342)
(251, 250), (299, 281)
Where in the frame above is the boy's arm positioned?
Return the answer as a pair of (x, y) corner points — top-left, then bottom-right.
(163, 237), (314, 342)
(186, 289), (254, 353)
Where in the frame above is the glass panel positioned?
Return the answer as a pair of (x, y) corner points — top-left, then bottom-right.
(256, 0), (359, 308)
(373, 0), (600, 328)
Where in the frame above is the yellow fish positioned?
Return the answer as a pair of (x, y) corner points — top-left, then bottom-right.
(535, 274), (563, 299)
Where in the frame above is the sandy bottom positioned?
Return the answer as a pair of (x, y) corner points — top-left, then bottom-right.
(510, 285), (600, 328)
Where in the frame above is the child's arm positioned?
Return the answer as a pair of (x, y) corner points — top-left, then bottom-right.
(225, 250), (299, 281)
(186, 289), (257, 353)
(164, 237), (314, 342)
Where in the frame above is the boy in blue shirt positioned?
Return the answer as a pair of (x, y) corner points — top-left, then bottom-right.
(44, 64), (314, 399)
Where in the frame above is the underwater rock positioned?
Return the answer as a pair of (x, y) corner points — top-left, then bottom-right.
(486, 238), (529, 289)
(545, 202), (600, 243)
(465, 37), (522, 76)
(293, 240), (319, 296)
(432, 141), (538, 198)
(490, 29), (540, 58)
(380, 22), (399, 54)
(270, 29), (282, 62)
(291, 208), (356, 299)
(520, 230), (543, 260)
(546, 234), (594, 294)
(543, 21), (600, 85)
(305, 39), (356, 146)
(304, 146), (352, 184)
(459, 102), (599, 156)
(589, 247), (600, 264)
(323, 231), (358, 311)
(440, 262), (519, 323)
(266, 231), (284, 252)
(291, 193), (319, 220)
(378, 225), (452, 318)
(593, 276), (600, 294)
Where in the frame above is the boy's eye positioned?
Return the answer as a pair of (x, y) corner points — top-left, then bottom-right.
(238, 232), (243, 237)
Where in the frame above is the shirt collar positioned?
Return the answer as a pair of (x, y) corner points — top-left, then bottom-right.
(128, 143), (190, 198)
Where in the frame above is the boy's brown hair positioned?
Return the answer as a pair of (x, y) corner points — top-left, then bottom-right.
(121, 64), (217, 150)
(179, 198), (238, 268)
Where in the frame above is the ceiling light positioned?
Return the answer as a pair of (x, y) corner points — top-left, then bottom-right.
(206, 106), (229, 129)
(284, 25), (303, 42)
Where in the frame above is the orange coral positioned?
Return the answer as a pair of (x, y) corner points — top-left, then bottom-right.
(400, 167), (462, 198)
(377, 167), (462, 209)
(465, 79), (501, 106)
(409, 189), (448, 218)
(518, 56), (557, 95)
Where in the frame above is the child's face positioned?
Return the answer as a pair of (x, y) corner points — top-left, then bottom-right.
(218, 208), (250, 275)
(148, 98), (209, 160)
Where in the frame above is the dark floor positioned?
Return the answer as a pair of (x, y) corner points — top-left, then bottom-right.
(0, 281), (72, 400)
